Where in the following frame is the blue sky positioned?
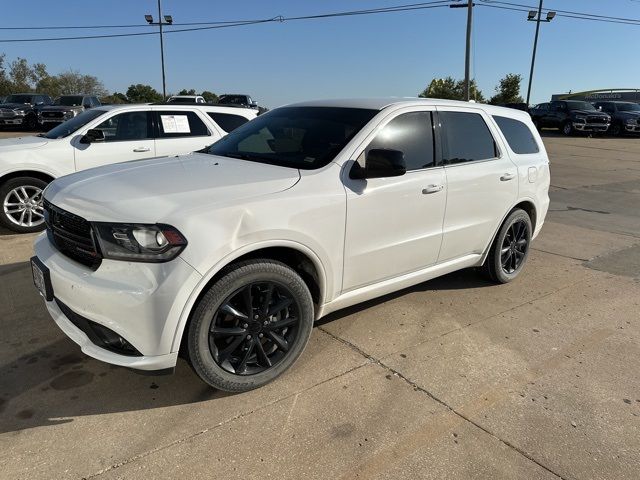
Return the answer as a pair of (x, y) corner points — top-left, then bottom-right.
(2, 1), (639, 107)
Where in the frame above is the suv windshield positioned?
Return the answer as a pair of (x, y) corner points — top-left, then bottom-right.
(55, 96), (84, 106)
(207, 107), (378, 170)
(5, 94), (34, 104)
(565, 101), (597, 111)
(219, 95), (248, 105)
(616, 103), (640, 112)
(42, 109), (106, 139)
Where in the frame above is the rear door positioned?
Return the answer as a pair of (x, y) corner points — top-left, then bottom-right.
(72, 110), (156, 171)
(437, 107), (518, 262)
(153, 109), (218, 156)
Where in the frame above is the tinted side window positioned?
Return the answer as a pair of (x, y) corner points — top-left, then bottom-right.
(207, 112), (249, 133)
(493, 115), (539, 154)
(156, 111), (210, 138)
(440, 111), (497, 164)
(367, 112), (434, 171)
(94, 111), (152, 141)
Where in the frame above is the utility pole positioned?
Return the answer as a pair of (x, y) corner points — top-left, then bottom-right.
(525, 2), (555, 106)
(450, 1), (474, 102)
(464, 0), (473, 101)
(145, 1), (173, 100)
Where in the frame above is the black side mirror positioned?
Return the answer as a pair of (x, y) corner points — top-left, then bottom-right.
(350, 149), (406, 179)
(80, 129), (105, 144)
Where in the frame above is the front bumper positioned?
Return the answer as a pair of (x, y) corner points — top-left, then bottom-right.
(34, 233), (203, 370)
(573, 122), (609, 132)
(0, 116), (26, 125)
(624, 123), (640, 133)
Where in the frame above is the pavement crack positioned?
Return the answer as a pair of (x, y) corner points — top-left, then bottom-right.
(82, 354), (368, 479)
(318, 316), (576, 480)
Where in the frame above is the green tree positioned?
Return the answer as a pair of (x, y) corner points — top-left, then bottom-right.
(489, 73), (524, 105)
(419, 77), (485, 102)
(178, 88), (196, 95)
(101, 92), (129, 104)
(9, 57), (34, 92)
(201, 90), (218, 103)
(0, 54), (12, 96)
(126, 84), (163, 103)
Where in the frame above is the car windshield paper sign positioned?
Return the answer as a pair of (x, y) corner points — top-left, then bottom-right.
(160, 115), (190, 133)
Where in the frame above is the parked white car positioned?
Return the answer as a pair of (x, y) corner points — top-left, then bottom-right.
(0, 103), (257, 232)
(31, 98), (550, 392)
(166, 95), (206, 104)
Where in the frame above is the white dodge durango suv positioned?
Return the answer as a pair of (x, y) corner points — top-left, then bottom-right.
(0, 103), (257, 233)
(31, 98), (550, 392)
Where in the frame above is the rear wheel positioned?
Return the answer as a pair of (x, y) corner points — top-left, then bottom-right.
(187, 259), (314, 392)
(0, 176), (48, 233)
(483, 209), (532, 284)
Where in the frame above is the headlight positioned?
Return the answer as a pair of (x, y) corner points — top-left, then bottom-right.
(13, 109), (27, 116)
(93, 223), (187, 262)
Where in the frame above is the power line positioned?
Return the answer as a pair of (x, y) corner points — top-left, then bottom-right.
(0, 1), (453, 42)
(478, 1), (640, 25)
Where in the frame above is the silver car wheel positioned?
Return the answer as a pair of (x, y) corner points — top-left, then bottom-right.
(3, 185), (45, 228)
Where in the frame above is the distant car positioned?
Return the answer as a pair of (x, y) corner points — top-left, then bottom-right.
(0, 93), (53, 130)
(529, 100), (610, 135)
(0, 96), (5, 104)
(0, 103), (257, 232)
(499, 102), (529, 112)
(593, 101), (640, 136)
(217, 93), (267, 114)
(38, 95), (101, 128)
(167, 95), (206, 104)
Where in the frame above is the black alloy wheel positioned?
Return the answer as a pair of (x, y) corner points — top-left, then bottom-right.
(483, 208), (532, 284)
(187, 259), (314, 392)
(209, 281), (301, 375)
(500, 219), (529, 274)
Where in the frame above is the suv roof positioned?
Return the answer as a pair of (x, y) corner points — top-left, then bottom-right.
(94, 103), (258, 117)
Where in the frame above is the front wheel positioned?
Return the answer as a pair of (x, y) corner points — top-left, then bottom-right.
(562, 121), (573, 136)
(0, 177), (48, 233)
(610, 123), (622, 136)
(187, 259), (314, 392)
(483, 209), (532, 284)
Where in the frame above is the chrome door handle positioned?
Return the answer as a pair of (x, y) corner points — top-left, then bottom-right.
(500, 173), (516, 181)
(133, 147), (151, 153)
(422, 184), (444, 194)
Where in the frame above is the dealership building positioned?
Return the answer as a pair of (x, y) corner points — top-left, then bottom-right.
(551, 88), (640, 102)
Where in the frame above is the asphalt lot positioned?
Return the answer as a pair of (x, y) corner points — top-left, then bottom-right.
(1, 129), (639, 480)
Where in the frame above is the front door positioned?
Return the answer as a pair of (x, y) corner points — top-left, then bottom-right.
(342, 108), (447, 291)
(73, 110), (156, 171)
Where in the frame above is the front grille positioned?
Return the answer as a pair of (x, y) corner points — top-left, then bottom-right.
(44, 200), (102, 270)
(587, 115), (608, 124)
(0, 109), (14, 117)
(42, 111), (64, 119)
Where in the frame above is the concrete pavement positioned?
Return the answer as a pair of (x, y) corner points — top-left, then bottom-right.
(0, 131), (638, 479)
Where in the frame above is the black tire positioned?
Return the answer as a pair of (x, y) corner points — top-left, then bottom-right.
(0, 176), (48, 233)
(187, 259), (314, 392)
(561, 121), (573, 136)
(483, 209), (532, 284)
(610, 123), (622, 137)
(532, 119), (541, 131)
(24, 114), (38, 130)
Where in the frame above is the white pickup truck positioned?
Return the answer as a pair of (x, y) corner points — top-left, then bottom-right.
(0, 103), (257, 232)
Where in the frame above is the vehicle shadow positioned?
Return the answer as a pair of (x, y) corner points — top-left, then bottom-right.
(0, 261), (491, 434)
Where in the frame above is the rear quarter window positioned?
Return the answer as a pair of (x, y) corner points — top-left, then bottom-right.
(207, 112), (250, 133)
(493, 115), (539, 155)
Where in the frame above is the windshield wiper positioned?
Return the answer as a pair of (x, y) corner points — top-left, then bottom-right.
(221, 152), (276, 163)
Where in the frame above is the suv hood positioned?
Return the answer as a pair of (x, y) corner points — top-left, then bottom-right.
(0, 135), (48, 151)
(44, 153), (301, 222)
(618, 111), (640, 119)
(0, 102), (32, 109)
(570, 109), (608, 117)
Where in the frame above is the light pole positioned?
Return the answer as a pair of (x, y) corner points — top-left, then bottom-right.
(145, 0), (173, 100)
(450, 1), (474, 102)
(525, 2), (556, 106)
